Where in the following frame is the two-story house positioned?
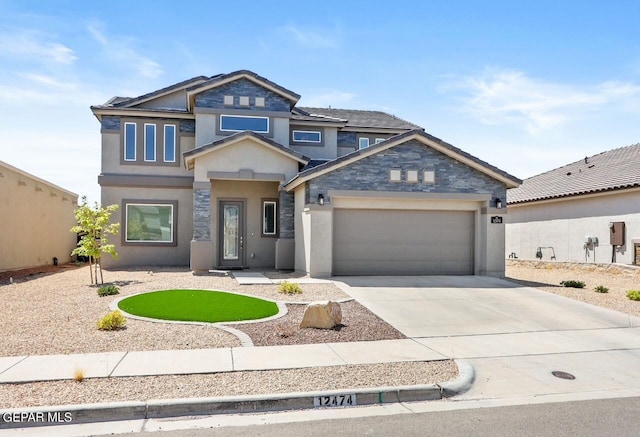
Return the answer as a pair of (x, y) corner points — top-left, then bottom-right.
(91, 70), (520, 277)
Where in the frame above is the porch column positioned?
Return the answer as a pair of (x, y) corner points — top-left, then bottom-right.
(275, 189), (295, 269)
(190, 181), (214, 271)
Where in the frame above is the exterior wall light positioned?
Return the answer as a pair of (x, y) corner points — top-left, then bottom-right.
(318, 194), (325, 206)
(495, 198), (502, 209)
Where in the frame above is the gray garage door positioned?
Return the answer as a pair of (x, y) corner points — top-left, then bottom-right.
(333, 209), (474, 275)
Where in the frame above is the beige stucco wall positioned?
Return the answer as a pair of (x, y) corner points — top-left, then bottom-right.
(137, 90), (188, 110)
(101, 186), (193, 267)
(192, 139), (300, 182)
(506, 189), (640, 264)
(101, 132), (195, 176)
(0, 161), (78, 271)
(209, 180), (280, 268)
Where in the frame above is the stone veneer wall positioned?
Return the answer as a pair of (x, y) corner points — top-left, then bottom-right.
(194, 78), (290, 112)
(279, 190), (295, 238)
(193, 187), (211, 240)
(305, 139), (506, 204)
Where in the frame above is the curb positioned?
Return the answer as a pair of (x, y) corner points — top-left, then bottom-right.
(0, 360), (474, 429)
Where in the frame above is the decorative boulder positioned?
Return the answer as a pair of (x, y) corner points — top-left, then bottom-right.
(299, 300), (342, 329)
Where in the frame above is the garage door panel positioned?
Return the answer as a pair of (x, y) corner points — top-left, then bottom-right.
(333, 209), (474, 276)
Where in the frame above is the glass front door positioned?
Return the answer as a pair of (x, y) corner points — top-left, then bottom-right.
(218, 201), (244, 268)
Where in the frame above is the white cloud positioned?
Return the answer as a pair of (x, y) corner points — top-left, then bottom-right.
(282, 24), (338, 49)
(444, 69), (640, 134)
(87, 25), (163, 79)
(0, 29), (77, 65)
(300, 90), (356, 108)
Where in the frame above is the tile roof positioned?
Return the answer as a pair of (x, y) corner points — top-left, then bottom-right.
(507, 143), (640, 204)
(297, 107), (423, 130)
(93, 76), (209, 109)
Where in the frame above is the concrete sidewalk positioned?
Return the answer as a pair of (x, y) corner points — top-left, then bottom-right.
(0, 339), (447, 383)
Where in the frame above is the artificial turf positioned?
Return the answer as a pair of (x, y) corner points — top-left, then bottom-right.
(117, 289), (279, 323)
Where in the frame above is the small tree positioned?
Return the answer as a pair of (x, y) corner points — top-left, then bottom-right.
(71, 196), (120, 285)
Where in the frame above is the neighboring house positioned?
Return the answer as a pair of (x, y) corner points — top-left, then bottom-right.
(91, 70), (520, 277)
(0, 160), (78, 272)
(506, 143), (640, 265)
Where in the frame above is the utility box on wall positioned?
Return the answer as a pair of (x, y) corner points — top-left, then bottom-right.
(610, 222), (626, 246)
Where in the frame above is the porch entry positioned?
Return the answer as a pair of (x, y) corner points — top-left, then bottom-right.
(218, 200), (245, 268)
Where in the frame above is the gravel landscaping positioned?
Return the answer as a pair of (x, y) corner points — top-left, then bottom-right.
(0, 361), (457, 408)
(506, 260), (640, 317)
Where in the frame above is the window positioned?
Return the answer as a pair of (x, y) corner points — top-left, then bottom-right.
(407, 169), (418, 183)
(375, 138), (385, 144)
(359, 137), (370, 149)
(239, 96), (250, 106)
(423, 170), (435, 184)
(262, 200), (277, 236)
(255, 97), (265, 107)
(220, 115), (269, 133)
(164, 125), (176, 162)
(223, 95), (234, 105)
(292, 130), (321, 143)
(125, 203), (174, 243)
(144, 124), (156, 161)
(389, 169), (402, 182)
(124, 123), (136, 161)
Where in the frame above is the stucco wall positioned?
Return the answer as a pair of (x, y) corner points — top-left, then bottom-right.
(0, 161), (78, 271)
(506, 189), (640, 264)
(101, 186), (193, 267)
(192, 139), (300, 183)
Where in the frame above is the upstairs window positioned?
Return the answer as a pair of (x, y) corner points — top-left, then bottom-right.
(164, 125), (176, 162)
(144, 123), (156, 161)
(358, 137), (370, 149)
(220, 115), (269, 133)
(124, 123), (136, 161)
(292, 130), (321, 143)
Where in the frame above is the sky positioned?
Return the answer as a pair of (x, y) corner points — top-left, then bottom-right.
(1, 0), (640, 205)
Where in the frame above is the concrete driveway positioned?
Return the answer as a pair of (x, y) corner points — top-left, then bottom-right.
(335, 276), (640, 402)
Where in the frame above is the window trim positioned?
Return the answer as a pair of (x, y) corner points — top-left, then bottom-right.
(122, 200), (178, 246)
(358, 137), (370, 149)
(164, 124), (176, 163)
(261, 199), (278, 237)
(124, 122), (137, 161)
(144, 123), (156, 162)
(219, 114), (269, 133)
(292, 130), (322, 143)
(375, 138), (385, 144)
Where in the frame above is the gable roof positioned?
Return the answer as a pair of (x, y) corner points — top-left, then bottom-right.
(183, 131), (309, 170)
(284, 129), (521, 191)
(295, 107), (422, 130)
(186, 70), (301, 111)
(507, 143), (640, 204)
(92, 76), (209, 110)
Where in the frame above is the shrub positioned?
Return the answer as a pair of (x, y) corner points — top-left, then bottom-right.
(97, 310), (127, 330)
(73, 368), (85, 382)
(97, 284), (120, 297)
(594, 285), (609, 293)
(560, 280), (586, 288)
(627, 290), (640, 301)
(278, 280), (303, 295)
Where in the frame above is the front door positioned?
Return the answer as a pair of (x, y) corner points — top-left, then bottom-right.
(218, 200), (245, 268)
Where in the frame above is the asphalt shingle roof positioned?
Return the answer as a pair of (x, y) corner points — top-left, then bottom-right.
(297, 107), (423, 130)
(507, 143), (640, 204)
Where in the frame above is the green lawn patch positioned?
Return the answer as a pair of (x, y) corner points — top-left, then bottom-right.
(118, 289), (278, 323)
